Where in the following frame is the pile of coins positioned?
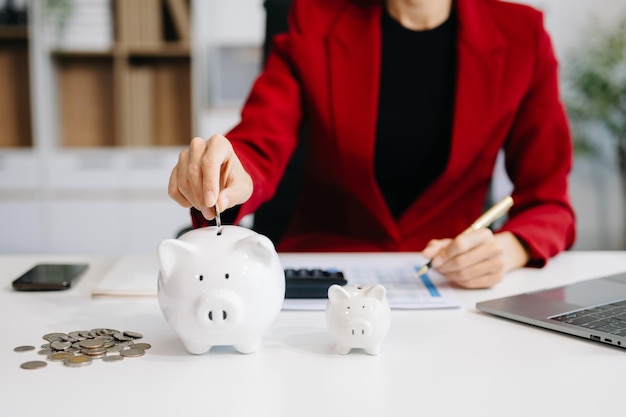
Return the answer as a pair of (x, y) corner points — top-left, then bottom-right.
(14, 328), (151, 370)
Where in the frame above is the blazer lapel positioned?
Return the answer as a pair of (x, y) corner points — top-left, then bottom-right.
(327, 2), (400, 239)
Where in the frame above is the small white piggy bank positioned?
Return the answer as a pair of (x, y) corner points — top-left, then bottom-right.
(157, 226), (285, 354)
(325, 284), (391, 355)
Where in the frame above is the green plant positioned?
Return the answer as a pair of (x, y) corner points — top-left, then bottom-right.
(44, 0), (73, 43)
(564, 12), (626, 247)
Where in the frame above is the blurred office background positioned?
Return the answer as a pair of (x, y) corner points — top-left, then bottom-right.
(0, 0), (624, 255)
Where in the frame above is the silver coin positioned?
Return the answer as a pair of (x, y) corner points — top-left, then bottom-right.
(79, 339), (104, 349)
(42, 332), (67, 342)
(131, 343), (152, 351)
(123, 331), (143, 339)
(113, 332), (133, 342)
(50, 340), (72, 351)
(215, 203), (222, 229)
(67, 331), (85, 340)
(38, 349), (53, 356)
(102, 355), (124, 363)
(82, 351), (106, 359)
(21, 360), (47, 370)
(95, 335), (114, 343)
(48, 352), (73, 362)
(81, 346), (107, 356)
(106, 345), (124, 353)
(120, 348), (145, 358)
(13, 345), (35, 353)
(63, 355), (92, 368)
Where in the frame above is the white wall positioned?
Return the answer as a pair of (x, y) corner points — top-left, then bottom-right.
(519, 0), (626, 249)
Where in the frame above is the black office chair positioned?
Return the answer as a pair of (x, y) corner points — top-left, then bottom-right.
(250, 0), (304, 245)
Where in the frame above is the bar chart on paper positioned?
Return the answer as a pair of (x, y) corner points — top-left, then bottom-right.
(280, 253), (461, 310)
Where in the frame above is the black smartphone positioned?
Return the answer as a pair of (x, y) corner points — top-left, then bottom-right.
(12, 263), (89, 291)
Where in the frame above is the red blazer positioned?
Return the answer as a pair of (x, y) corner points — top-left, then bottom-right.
(193, 0), (576, 266)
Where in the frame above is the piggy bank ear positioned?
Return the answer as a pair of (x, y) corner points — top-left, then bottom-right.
(365, 284), (386, 302)
(157, 239), (198, 284)
(328, 284), (350, 301)
(234, 234), (276, 266)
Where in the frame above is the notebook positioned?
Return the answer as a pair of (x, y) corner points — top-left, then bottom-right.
(476, 271), (626, 349)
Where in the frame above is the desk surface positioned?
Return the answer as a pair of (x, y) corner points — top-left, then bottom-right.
(2, 251), (625, 417)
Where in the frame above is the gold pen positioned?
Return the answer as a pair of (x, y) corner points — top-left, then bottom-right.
(415, 195), (514, 276)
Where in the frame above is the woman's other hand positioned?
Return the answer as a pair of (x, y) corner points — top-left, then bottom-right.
(421, 230), (529, 289)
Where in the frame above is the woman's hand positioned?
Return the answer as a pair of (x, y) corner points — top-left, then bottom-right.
(168, 134), (253, 220)
(421, 230), (529, 289)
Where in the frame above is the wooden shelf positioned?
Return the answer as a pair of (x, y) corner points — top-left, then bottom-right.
(52, 50), (115, 59)
(0, 25), (31, 148)
(124, 43), (191, 58)
(53, 0), (192, 148)
(0, 25), (28, 40)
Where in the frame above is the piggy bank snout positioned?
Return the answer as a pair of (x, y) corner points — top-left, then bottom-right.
(195, 290), (244, 327)
(345, 318), (372, 338)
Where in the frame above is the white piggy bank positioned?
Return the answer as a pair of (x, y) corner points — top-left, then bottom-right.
(157, 226), (285, 354)
(326, 284), (391, 355)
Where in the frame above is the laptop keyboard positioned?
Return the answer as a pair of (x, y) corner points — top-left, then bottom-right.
(550, 299), (626, 336)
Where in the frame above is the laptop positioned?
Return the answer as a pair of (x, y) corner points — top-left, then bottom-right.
(476, 271), (626, 349)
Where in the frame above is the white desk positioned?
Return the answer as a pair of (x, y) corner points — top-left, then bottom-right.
(1, 251), (625, 417)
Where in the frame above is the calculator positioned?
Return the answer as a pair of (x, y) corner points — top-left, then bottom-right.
(284, 268), (347, 299)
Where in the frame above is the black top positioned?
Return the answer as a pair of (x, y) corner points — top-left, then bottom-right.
(375, 8), (457, 219)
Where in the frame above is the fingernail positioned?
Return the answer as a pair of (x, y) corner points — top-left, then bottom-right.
(221, 196), (230, 211)
(205, 191), (216, 207)
(201, 207), (213, 220)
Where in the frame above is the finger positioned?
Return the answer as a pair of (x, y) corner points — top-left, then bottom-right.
(435, 230), (501, 273)
(445, 228), (494, 259)
(444, 257), (504, 289)
(186, 136), (211, 209)
(450, 269), (504, 289)
(172, 148), (198, 206)
(168, 163), (192, 208)
(421, 238), (451, 259)
(217, 167), (253, 213)
(202, 134), (234, 208)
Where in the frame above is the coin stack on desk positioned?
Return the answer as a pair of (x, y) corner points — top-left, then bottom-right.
(14, 328), (151, 369)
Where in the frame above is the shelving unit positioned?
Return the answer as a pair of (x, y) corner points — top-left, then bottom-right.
(0, 1), (195, 255)
(0, 24), (32, 148)
(51, 0), (192, 148)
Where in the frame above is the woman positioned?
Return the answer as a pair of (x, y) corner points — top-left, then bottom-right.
(168, 0), (576, 289)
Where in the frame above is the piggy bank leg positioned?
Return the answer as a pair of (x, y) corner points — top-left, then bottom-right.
(336, 344), (352, 355)
(365, 344), (381, 355)
(234, 339), (260, 354)
(183, 341), (212, 355)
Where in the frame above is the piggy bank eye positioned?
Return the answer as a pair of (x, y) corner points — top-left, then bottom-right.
(225, 273), (230, 279)
(197, 275), (204, 281)
(362, 305), (365, 309)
